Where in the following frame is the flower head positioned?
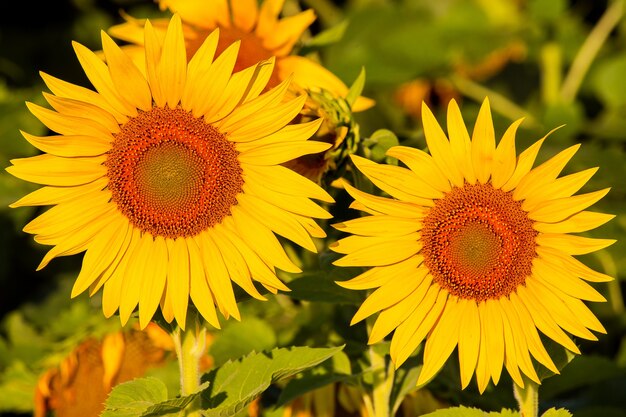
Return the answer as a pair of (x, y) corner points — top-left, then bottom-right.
(331, 98), (614, 392)
(7, 15), (333, 330)
(109, 0), (374, 112)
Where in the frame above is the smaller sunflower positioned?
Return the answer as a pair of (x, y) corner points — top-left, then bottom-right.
(331, 98), (614, 392)
(109, 0), (374, 111)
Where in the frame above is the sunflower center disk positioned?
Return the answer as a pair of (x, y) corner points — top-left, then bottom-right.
(106, 107), (243, 239)
(421, 183), (537, 301)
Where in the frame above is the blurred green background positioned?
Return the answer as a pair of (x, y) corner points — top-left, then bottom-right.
(1, 0), (625, 416)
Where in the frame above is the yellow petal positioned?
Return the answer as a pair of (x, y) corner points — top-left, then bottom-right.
(471, 98), (496, 184)
(43, 92), (120, 133)
(483, 300), (504, 384)
(516, 284), (580, 354)
(161, 0), (229, 28)
(341, 180), (426, 218)
(144, 19), (166, 108)
(218, 220), (290, 290)
(534, 256), (606, 302)
(72, 41), (136, 116)
(501, 137), (545, 192)
(265, 9), (316, 55)
(390, 285), (444, 368)
(10, 177), (107, 208)
(536, 246), (613, 283)
(239, 194), (317, 252)
(195, 232), (240, 320)
(534, 211), (615, 234)
(536, 233), (616, 255)
(526, 279), (597, 340)
(275, 55), (375, 112)
(158, 14), (187, 108)
(21, 131), (110, 158)
(119, 233), (152, 325)
(235, 118), (322, 152)
(491, 118), (523, 189)
(332, 234), (422, 267)
(238, 137), (330, 165)
(188, 238), (221, 328)
(242, 179), (331, 219)
(417, 296), (463, 386)
(514, 143), (580, 201)
(336, 255), (423, 290)
(351, 266), (427, 325)
(457, 300), (480, 388)
(211, 226), (266, 301)
(138, 236), (168, 329)
(101, 31), (152, 111)
(225, 95), (307, 141)
(242, 163), (333, 203)
(368, 273), (432, 343)
(229, 207), (301, 273)
(231, 0), (258, 31)
(447, 99), (476, 184)
(386, 146), (451, 193)
(25, 102), (113, 140)
(351, 155), (442, 202)
(7, 154), (105, 186)
(522, 167), (598, 210)
(334, 215), (421, 237)
(499, 297), (539, 384)
(421, 103), (464, 187)
(167, 238), (190, 329)
(71, 217), (128, 297)
(509, 292), (559, 373)
(528, 188), (610, 223)
(40, 72), (128, 123)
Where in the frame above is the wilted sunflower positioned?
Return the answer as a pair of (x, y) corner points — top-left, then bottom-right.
(331, 98), (614, 392)
(7, 15), (333, 330)
(108, 0), (374, 111)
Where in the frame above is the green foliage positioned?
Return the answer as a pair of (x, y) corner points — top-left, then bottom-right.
(209, 318), (277, 367)
(422, 406), (520, 416)
(200, 346), (344, 416)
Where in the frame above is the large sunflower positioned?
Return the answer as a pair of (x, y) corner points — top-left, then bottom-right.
(108, 0), (374, 111)
(7, 15), (334, 330)
(331, 98), (614, 392)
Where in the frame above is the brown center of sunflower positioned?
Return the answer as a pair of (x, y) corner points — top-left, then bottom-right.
(106, 107), (243, 239)
(421, 183), (537, 301)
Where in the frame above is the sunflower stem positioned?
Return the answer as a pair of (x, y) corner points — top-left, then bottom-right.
(172, 312), (206, 417)
(368, 343), (393, 417)
(513, 380), (539, 417)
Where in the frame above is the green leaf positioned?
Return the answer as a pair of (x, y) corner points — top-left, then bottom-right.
(535, 337), (576, 382)
(540, 355), (626, 400)
(0, 361), (37, 412)
(390, 355), (423, 415)
(345, 67), (366, 108)
(422, 406), (519, 416)
(287, 251), (364, 305)
(303, 20), (349, 50)
(101, 377), (168, 417)
(541, 408), (573, 417)
(275, 350), (352, 407)
(365, 129), (400, 163)
(200, 345), (344, 416)
(209, 318), (277, 367)
(591, 54), (626, 107)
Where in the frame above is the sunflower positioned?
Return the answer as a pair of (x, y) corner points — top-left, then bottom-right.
(331, 98), (614, 392)
(108, 0), (374, 112)
(7, 15), (334, 330)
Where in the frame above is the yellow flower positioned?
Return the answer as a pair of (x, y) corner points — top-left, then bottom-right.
(331, 98), (614, 392)
(7, 15), (333, 330)
(109, 0), (374, 112)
